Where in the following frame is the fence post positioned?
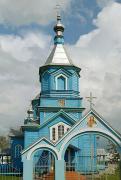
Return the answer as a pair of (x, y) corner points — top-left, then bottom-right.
(55, 159), (65, 180)
(23, 159), (33, 180)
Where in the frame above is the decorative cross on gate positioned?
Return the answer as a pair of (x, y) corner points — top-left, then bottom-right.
(86, 92), (97, 109)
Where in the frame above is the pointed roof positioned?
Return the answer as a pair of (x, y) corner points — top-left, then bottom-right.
(44, 14), (74, 66)
(39, 14), (81, 75)
(45, 44), (74, 66)
(37, 110), (76, 129)
(22, 137), (55, 155)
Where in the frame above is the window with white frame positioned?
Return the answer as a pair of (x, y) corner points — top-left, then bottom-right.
(56, 74), (67, 90)
(58, 125), (64, 139)
(50, 122), (70, 142)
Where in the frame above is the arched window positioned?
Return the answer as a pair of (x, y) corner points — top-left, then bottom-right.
(15, 145), (22, 158)
(58, 125), (64, 139)
(58, 76), (66, 90)
(52, 128), (56, 141)
(56, 74), (67, 90)
(50, 123), (70, 142)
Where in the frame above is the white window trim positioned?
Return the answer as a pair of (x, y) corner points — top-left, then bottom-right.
(58, 125), (64, 139)
(52, 127), (56, 141)
(50, 122), (70, 142)
(55, 74), (67, 90)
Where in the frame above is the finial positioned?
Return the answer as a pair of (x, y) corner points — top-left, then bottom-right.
(55, 4), (61, 21)
(86, 92), (97, 109)
(54, 4), (64, 45)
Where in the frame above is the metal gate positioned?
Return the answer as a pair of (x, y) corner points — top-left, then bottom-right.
(65, 155), (121, 180)
(33, 150), (55, 180)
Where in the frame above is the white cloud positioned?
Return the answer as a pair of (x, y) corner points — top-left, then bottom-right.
(0, 0), (71, 26)
(0, 31), (51, 135)
(0, 1), (121, 135)
(96, 0), (115, 8)
(0, 32), (51, 62)
(68, 2), (121, 132)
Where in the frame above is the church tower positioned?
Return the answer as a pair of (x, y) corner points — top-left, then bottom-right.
(23, 14), (85, 147)
(11, 12), (121, 180)
(38, 14), (85, 124)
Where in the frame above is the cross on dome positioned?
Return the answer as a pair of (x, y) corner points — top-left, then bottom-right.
(54, 5), (64, 45)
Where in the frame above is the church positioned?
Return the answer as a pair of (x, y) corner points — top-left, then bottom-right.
(10, 14), (121, 180)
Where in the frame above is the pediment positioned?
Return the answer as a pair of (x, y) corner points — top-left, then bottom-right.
(81, 109), (121, 139)
(55, 108), (121, 149)
(39, 110), (76, 130)
(22, 137), (54, 155)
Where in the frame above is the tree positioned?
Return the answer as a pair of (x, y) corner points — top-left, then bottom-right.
(0, 136), (9, 152)
(107, 140), (120, 163)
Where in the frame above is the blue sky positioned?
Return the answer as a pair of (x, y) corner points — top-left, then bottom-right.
(0, 0), (120, 43)
(0, 0), (121, 134)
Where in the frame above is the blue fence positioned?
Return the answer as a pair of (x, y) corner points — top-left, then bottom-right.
(0, 164), (22, 180)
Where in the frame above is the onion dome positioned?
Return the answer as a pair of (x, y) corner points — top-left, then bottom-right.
(54, 14), (64, 45)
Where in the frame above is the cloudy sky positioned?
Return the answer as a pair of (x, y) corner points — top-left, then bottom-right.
(0, 0), (121, 135)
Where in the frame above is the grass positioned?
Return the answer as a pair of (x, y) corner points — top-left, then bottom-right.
(91, 169), (120, 180)
(0, 169), (120, 180)
(98, 174), (119, 180)
(0, 176), (22, 180)
(100, 172), (120, 180)
(0, 174), (120, 180)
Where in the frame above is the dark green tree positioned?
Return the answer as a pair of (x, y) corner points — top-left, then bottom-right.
(0, 136), (9, 152)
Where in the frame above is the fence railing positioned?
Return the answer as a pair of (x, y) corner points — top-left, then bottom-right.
(0, 164), (23, 180)
(65, 162), (121, 180)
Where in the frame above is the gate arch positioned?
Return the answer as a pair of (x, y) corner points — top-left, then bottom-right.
(32, 147), (57, 180)
(27, 144), (59, 160)
(59, 128), (121, 159)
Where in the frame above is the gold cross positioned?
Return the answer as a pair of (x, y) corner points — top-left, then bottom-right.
(86, 92), (97, 109)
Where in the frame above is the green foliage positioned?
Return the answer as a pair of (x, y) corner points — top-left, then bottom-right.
(0, 136), (9, 152)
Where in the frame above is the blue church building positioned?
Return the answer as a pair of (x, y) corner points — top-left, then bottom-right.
(10, 14), (121, 180)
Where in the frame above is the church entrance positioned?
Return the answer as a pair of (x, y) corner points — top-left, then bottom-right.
(64, 133), (121, 180)
(33, 149), (55, 180)
(65, 146), (77, 172)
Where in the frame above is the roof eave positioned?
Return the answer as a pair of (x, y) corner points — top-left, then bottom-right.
(39, 64), (81, 75)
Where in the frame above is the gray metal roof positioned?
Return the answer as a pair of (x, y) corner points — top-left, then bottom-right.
(45, 44), (74, 66)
